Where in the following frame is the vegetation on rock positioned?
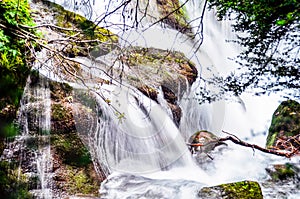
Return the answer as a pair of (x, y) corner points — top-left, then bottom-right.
(0, 161), (32, 199)
(48, 77), (101, 196)
(266, 100), (300, 154)
(266, 163), (299, 181)
(37, 0), (118, 58)
(199, 180), (263, 199)
(120, 46), (197, 124)
(0, 0), (37, 138)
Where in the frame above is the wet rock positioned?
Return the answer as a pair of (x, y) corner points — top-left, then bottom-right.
(156, 0), (192, 35)
(161, 86), (181, 125)
(138, 85), (159, 102)
(265, 163), (300, 181)
(198, 180), (263, 199)
(262, 163), (300, 198)
(51, 103), (76, 134)
(266, 100), (300, 154)
(187, 130), (227, 155)
(119, 46), (197, 125)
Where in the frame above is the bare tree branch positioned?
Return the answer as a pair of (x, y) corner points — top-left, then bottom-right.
(219, 131), (298, 158)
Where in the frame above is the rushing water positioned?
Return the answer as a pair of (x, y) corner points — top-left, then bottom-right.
(17, 0), (300, 198)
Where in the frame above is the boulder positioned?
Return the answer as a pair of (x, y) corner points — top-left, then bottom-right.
(187, 130), (227, 154)
(198, 180), (263, 199)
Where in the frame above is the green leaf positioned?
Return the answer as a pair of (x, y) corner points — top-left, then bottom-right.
(276, 19), (287, 26)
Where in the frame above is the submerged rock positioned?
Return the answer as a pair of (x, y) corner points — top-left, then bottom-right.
(262, 163), (300, 198)
(265, 163), (300, 181)
(198, 180), (263, 199)
(266, 100), (300, 154)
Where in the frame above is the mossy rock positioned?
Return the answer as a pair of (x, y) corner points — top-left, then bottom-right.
(198, 180), (263, 199)
(122, 46), (197, 95)
(266, 100), (300, 148)
(118, 46), (197, 124)
(37, 0), (118, 58)
(50, 80), (76, 134)
(64, 165), (100, 196)
(49, 81), (73, 102)
(51, 133), (91, 167)
(51, 103), (76, 134)
(266, 163), (299, 181)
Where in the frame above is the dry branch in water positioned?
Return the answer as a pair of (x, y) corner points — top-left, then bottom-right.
(187, 130), (299, 158)
(218, 131), (299, 158)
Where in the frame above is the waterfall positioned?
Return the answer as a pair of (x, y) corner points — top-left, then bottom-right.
(33, 76), (53, 199)
(21, 74), (53, 199)
(2, 74), (53, 198)
(17, 0), (299, 198)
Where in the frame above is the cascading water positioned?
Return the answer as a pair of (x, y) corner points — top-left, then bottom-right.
(1, 74), (53, 198)
(26, 0), (300, 198)
(33, 77), (53, 199)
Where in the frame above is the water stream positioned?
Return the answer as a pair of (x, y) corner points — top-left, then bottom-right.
(10, 0), (300, 198)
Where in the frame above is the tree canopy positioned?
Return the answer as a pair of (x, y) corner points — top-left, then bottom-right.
(207, 0), (300, 98)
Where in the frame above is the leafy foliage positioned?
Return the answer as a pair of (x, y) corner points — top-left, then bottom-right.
(208, 0), (300, 97)
(0, 0), (37, 137)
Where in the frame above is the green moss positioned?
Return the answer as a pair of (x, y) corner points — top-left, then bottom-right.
(49, 81), (73, 102)
(65, 166), (99, 195)
(266, 100), (300, 147)
(199, 181), (263, 199)
(267, 163), (297, 181)
(124, 47), (196, 77)
(220, 181), (263, 199)
(51, 133), (91, 167)
(52, 104), (68, 121)
(40, 0), (118, 57)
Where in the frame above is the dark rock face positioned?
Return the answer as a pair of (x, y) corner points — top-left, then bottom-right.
(266, 100), (300, 154)
(198, 180), (263, 199)
(161, 86), (182, 125)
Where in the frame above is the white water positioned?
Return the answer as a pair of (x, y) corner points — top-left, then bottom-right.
(37, 0), (299, 198)
(34, 77), (53, 199)
(24, 75), (53, 199)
